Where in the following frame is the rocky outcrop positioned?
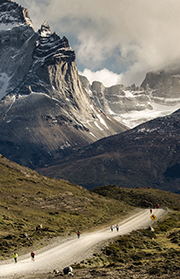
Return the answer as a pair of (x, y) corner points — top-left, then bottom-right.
(0, 1), (126, 169)
(33, 21), (75, 66)
(91, 81), (152, 114)
(141, 68), (180, 99)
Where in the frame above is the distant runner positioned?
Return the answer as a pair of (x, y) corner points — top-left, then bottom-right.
(77, 231), (81, 238)
(13, 252), (18, 263)
(116, 224), (119, 231)
(31, 251), (35, 261)
(110, 225), (114, 231)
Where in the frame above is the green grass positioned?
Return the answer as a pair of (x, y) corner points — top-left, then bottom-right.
(0, 155), (132, 259)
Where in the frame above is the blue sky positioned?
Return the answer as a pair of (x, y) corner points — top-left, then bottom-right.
(17, 0), (180, 87)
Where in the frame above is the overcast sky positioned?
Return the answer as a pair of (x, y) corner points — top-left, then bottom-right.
(17, 0), (180, 87)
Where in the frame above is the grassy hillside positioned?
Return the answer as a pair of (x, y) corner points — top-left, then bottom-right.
(91, 185), (180, 208)
(0, 155), (132, 260)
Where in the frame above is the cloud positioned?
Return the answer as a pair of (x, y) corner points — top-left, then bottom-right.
(17, 0), (180, 86)
(79, 68), (123, 87)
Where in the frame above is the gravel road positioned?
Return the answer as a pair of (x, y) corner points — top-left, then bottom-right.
(0, 208), (166, 278)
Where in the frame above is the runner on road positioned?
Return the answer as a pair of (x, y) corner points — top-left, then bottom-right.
(31, 251), (35, 261)
(13, 252), (18, 263)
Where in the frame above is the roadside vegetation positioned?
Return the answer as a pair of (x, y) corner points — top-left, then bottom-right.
(70, 209), (180, 278)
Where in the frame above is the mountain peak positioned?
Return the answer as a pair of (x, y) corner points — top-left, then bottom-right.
(33, 22), (75, 66)
(0, 0), (126, 169)
(39, 21), (52, 37)
(0, 0), (33, 28)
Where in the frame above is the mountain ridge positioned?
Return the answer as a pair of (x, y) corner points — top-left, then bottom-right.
(38, 108), (180, 193)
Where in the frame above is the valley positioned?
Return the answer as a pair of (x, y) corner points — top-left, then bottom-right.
(0, 1), (180, 278)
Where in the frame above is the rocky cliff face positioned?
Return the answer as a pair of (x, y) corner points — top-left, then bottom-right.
(0, 0), (35, 99)
(0, 1), (126, 168)
(80, 72), (180, 128)
(141, 66), (180, 99)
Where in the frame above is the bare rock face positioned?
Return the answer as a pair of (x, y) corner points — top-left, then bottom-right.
(33, 21), (75, 65)
(91, 81), (152, 114)
(0, 0), (35, 98)
(141, 68), (180, 99)
(0, 1), (126, 169)
(80, 76), (155, 128)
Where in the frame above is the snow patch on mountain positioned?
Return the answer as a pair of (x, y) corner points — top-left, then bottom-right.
(116, 102), (180, 128)
(0, 22), (17, 30)
(89, 132), (99, 139)
(97, 113), (109, 129)
(95, 121), (103, 131)
(123, 90), (134, 98)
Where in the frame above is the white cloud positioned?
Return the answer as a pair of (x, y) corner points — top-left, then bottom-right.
(79, 68), (123, 87)
(17, 0), (180, 86)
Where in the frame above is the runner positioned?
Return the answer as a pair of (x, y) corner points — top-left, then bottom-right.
(77, 231), (80, 238)
(116, 224), (119, 231)
(110, 225), (114, 231)
(31, 251), (35, 261)
(13, 252), (18, 263)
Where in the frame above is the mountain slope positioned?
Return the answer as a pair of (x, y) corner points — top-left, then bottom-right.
(0, 1), (126, 169)
(80, 69), (180, 129)
(38, 109), (180, 193)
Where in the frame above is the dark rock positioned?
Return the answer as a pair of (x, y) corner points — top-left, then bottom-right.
(63, 266), (73, 275)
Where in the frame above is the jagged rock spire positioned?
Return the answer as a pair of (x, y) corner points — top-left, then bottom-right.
(34, 22), (75, 65)
(39, 21), (52, 36)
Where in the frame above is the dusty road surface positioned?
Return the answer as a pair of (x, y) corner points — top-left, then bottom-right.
(0, 208), (166, 278)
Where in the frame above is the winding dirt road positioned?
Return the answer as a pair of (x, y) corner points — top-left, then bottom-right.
(0, 208), (166, 278)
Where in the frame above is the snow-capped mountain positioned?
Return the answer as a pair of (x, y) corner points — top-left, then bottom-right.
(0, 1), (126, 168)
(80, 73), (180, 129)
